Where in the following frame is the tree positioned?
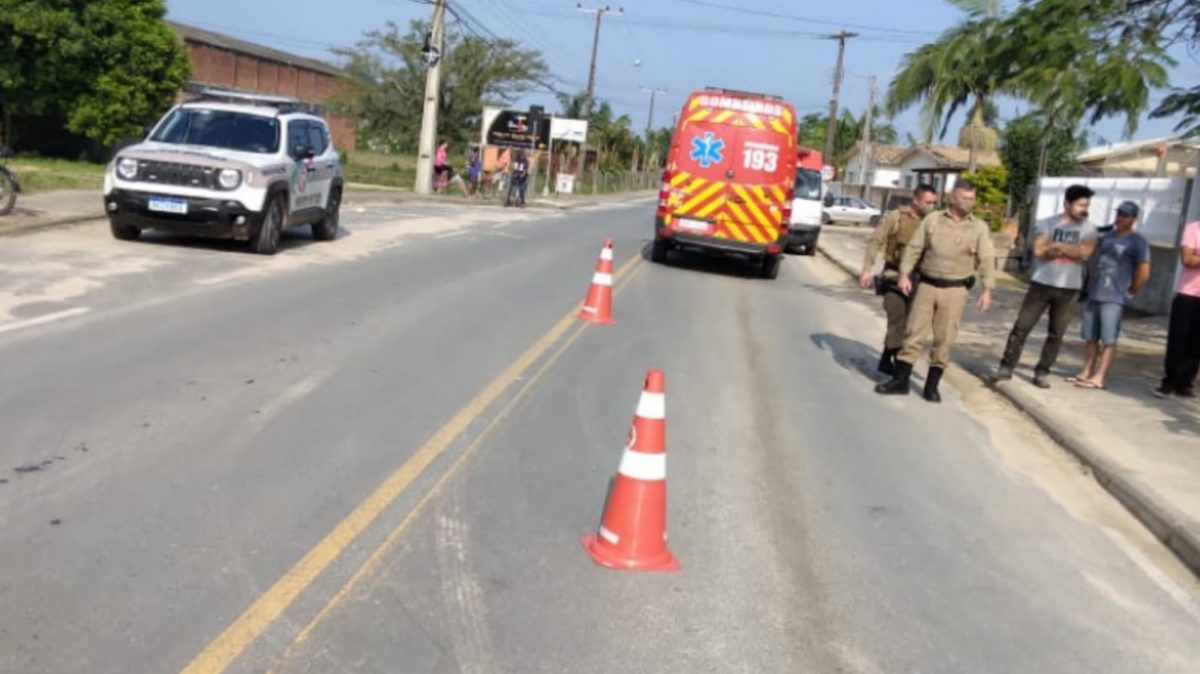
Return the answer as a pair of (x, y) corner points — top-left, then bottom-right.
(798, 109), (897, 168)
(999, 112), (1083, 222)
(0, 0), (188, 148)
(959, 165), (1008, 231)
(887, 0), (1010, 172)
(555, 94), (645, 171)
(1083, 0), (1198, 137)
(1004, 0), (1173, 140)
(1154, 85), (1200, 138)
(334, 21), (548, 153)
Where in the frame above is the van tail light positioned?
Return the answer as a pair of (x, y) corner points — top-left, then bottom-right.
(656, 169), (673, 216)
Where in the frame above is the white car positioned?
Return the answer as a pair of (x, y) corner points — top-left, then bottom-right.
(822, 195), (881, 226)
(103, 90), (343, 255)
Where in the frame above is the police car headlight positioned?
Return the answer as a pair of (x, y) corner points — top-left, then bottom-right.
(117, 157), (139, 180)
(218, 168), (242, 190)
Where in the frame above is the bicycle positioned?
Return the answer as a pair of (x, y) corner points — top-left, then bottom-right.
(0, 147), (20, 216)
(479, 169), (508, 201)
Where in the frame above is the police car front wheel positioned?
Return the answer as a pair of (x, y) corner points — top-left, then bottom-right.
(312, 188), (341, 242)
(253, 196), (284, 255)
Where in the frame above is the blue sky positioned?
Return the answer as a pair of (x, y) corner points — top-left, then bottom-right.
(166, 0), (1199, 148)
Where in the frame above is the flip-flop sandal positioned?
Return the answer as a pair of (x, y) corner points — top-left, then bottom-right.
(1075, 381), (1106, 390)
(1065, 376), (1083, 384)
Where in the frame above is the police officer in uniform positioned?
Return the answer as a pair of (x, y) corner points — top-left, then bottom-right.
(860, 184), (940, 375)
(875, 180), (994, 401)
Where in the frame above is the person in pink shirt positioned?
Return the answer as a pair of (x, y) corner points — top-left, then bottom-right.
(1157, 220), (1200, 398)
(433, 139), (452, 191)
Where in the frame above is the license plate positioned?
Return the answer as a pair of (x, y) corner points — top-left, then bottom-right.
(148, 197), (188, 215)
(676, 218), (709, 232)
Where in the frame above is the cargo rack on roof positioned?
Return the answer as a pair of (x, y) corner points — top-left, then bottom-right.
(703, 87), (782, 101)
(182, 87), (322, 115)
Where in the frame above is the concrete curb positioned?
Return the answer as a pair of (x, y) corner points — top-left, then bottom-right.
(346, 186), (655, 212)
(0, 212), (105, 238)
(817, 241), (1200, 578)
(977, 370), (1200, 576)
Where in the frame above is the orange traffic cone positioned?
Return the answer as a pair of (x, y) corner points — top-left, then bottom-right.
(582, 368), (679, 571)
(578, 239), (615, 324)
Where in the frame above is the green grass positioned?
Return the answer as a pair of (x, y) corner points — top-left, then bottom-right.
(6, 156), (106, 193)
(341, 150), (417, 189)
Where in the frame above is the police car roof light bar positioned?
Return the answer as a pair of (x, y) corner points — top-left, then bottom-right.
(186, 88), (317, 114)
(703, 86), (782, 101)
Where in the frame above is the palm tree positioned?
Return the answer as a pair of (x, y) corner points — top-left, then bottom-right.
(886, 0), (1010, 172)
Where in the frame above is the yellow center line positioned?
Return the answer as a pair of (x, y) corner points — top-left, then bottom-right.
(180, 252), (644, 674)
(264, 261), (644, 673)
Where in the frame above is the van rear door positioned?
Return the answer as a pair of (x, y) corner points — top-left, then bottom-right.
(723, 125), (792, 243)
(668, 120), (736, 235)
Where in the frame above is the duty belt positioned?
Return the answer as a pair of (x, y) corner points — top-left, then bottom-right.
(919, 275), (975, 290)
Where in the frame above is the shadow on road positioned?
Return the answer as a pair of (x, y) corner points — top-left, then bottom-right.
(810, 332), (887, 382)
(638, 241), (768, 281)
(134, 225), (350, 255)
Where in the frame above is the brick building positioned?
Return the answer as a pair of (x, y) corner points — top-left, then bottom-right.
(170, 22), (356, 151)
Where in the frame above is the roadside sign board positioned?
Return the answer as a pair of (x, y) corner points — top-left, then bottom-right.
(482, 107), (550, 150)
(550, 118), (589, 143)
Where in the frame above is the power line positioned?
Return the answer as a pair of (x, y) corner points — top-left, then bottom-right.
(445, 1), (570, 96)
(531, 11), (924, 43)
(659, 0), (937, 36)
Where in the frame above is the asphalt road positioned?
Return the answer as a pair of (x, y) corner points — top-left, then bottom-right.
(1, 201), (1198, 674)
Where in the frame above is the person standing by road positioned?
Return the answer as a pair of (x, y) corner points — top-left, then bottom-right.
(860, 185), (940, 375)
(875, 181), (995, 402)
(1070, 202), (1151, 390)
(466, 146), (482, 197)
(507, 150), (529, 208)
(1156, 219), (1200, 398)
(992, 185), (1099, 388)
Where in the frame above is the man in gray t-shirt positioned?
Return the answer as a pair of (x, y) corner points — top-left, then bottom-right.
(992, 185), (1099, 388)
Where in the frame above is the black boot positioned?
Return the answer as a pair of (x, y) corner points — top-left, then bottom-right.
(924, 366), (944, 403)
(877, 348), (898, 376)
(875, 360), (912, 395)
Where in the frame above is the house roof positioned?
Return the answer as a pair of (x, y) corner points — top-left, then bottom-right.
(170, 21), (345, 78)
(1077, 136), (1200, 163)
(897, 143), (1002, 170)
(843, 142), (907, 166)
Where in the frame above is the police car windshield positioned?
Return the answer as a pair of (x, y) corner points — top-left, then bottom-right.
(151, 108), (280, 154)
(795, 168), (822, 201)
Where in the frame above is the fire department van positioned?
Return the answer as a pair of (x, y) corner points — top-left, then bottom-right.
(652, 88), (798, 279)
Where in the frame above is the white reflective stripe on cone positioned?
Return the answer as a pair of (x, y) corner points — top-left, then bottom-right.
(635, 392), (665, 420)
(592, 272), (613, 286)
(600, 248), (614, 261)
(581, 305), (598, 313)
(599, 525), (619, 545)
(618, 448), (666, 481)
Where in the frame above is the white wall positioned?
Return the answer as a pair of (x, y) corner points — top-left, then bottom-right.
(873, 167), (901, 188)
(1035, 177), (1189, 246)
(843, 150), (902, 188)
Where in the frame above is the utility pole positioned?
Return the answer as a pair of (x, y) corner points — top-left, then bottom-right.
(642, 86), (666, 172)
(414, 0), (447, 195)
(858, 75), (876, 186)
(822, 30), (858, 164)
(577, 4), (620, 175)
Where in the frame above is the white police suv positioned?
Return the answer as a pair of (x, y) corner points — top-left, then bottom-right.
(104, 91), (344, 255)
